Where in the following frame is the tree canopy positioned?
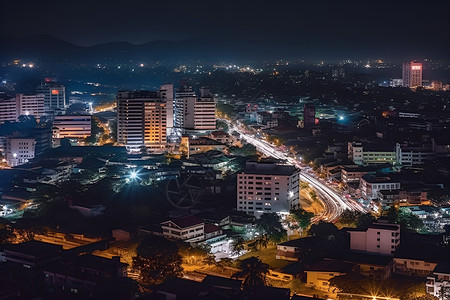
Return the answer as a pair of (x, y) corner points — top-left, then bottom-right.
(255, 213), (286, 243)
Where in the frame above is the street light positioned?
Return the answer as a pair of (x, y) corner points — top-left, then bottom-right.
(129, 170), (138, 180)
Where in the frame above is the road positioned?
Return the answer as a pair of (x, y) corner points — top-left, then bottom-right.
(226, 120), (367, 221)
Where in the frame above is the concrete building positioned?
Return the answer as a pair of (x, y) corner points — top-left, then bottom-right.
(159, 84), (174, 136)
(16, 94), (45, 119)
(174, 86), (216, 131)
(53, 115), (92, 139)
(303, 103), (315, 128)
(360, 174), (400, 200)
(161, 214), (205, 242)
(237, 161), (300, 217)
(393, 258), (437, 277)
(116, 89), (167, 153)
(402, 61), (423, 88)
(348, 221), (400, 256)
(348, 141), (397, 165)
(304, 260), (353, 293)
(36, 81), (66, 110)
(6, 137), (36, 167)
(4, 241), (62, 268)
(0, 96), (18, 123)
(426, 263), (450, 298)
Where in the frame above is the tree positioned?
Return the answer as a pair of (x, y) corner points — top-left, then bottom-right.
(232, 257), (268, 297)
(203, 254), (216, 267)
(231, 235), (246, 255)
(290, 209), (314, 229)
(0, 222), (15, 243)
(132, 236), (183, 286)
(216, 257), (234, 274)
(256, 234), (269, 250)
(255, 213), (286, 243)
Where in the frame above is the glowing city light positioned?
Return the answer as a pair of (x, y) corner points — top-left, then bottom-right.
(129, 170), (138, 180)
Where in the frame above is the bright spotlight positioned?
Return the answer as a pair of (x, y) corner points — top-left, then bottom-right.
(339, 116), (345, 121)
(129, 170), (138, 180)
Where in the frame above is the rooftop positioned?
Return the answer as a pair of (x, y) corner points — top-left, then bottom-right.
(243, 161), (298, 176)
(162, 214), (204, 229)
(4, 241), (62, 257)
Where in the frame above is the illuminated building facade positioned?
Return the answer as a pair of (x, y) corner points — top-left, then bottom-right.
(116, 89), (167, 153)
(402, 61), (422, 88)
(53, 115), (92, 139)
(6, 137), (36, 167)
(237, 161), (300, 217)
(16, 94), (45, 120)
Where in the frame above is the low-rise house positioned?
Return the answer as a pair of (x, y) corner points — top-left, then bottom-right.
(161, 214), (205, 242)
(394, 257), (438, 277)
(426, 263), (450, 298)
(304, 260), (353, 293)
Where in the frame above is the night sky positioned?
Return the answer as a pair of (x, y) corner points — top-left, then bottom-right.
(1, 0), (449, 57)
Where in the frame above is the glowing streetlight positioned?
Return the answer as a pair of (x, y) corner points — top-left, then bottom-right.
(339, 115), (345, 121)
(129, 170), (138, 180)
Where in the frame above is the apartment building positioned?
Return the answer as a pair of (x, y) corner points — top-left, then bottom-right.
(16, 94), (45, 119)
(348, 221), (400, 256)
(237, 161), (300, 217)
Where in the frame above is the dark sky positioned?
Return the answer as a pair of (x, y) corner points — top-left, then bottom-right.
(1, 0), (449, 56)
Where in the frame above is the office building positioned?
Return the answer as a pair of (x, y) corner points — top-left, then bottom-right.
(53, 115), (92, 139)
(303, 103), (315, 128)
(36, 81), (66, 110)
(0, 96), (17, 123)
(5, 136), (36, 167)
(237, 161), (300, 217)
(348, 141), (397, 165)
(402, 61), (423, 88)
(360, 174), (400, 200)
(174, 86), (216, 131)
(348, 221), (400, 256)
(116, 89), (167, 153)
(16, 93), (45, 119)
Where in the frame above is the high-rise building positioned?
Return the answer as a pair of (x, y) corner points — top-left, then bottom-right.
(402, 61), (422, 88)
(16, 94), (45, 119)
(0, 96), (17, 123)
(159, 84), (174, 136)
(174, 86), (216, 131)
(303, 103), (315, 128)
(237, 161), (300, 217)
(116, 89), (167, 153)
(53, 115), (92, 139)
(36, 81), (66, 110)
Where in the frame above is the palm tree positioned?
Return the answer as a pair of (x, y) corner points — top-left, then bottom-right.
(232, 257), (269, 297)
(231, 235), (245, 255)
(256, 234), (269, 250)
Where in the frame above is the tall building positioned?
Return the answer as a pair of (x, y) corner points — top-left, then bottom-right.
(16, 94), (45, 119)
(237, 161), (300, 217)
(402, 61), (422, 88)
(53, 115), (92, 139)
(303, 103), (315, 128)
(116, 89), (167, 153)
(36, 81), (66, 110)
(174, 86), (216, 131)
(0, 96), (17, 123)
(159, 84), (174, 136)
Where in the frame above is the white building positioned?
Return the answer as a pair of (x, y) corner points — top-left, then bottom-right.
(0, 96), (17, 123)
(348, 141), (397, 165)
(159, 84), (174, 136)
(426, 263), (450, 298)
(360, 174), (400, 200)
(6, 137), (36, 167)
(53, 115), (91, 139)
(116, 89), (167, 153)
(36, 81), (66, 110)
(16, 94), (45, 119)
(348, 221), (400, 256)
(174, 86), (216, 131)
(237, 161), (300, 217)
(161, 215), (205, 242)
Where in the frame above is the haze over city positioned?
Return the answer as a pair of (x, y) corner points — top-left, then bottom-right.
(0, 1), (449, 300)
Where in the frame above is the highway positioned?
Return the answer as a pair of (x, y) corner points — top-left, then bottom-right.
(226, 120), (367, 221)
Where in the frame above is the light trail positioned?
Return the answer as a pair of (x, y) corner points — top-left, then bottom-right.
(225, 119), (367, 221)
